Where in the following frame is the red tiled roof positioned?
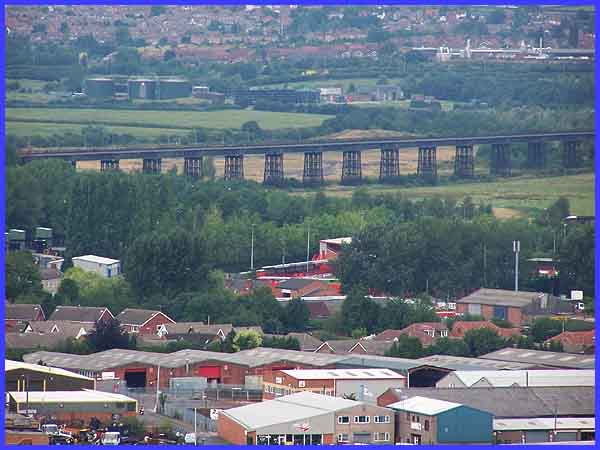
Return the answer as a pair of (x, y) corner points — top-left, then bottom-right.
(450, 321), (521, 338)
(545, 330), (595, 346)
(306, 302), (330, 319)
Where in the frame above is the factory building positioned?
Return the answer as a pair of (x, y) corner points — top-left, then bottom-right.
(5, 359), (95, 391)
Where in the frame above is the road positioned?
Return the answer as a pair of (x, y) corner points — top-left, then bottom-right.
(138, 411), (227, 445)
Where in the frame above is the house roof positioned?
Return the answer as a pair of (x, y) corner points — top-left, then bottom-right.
(545, 330), (594, 346)
(287, 332), (323, 351)
(380, 386), (595, 418)
(5, 303), (45, 321)
(116, 308), (174, 326)
(444, 369), (595, 388)
(280, 368), (405, 380)
(456, 288), (545, 308)
(451, 321), (521, 338)
(49, 306), (113, 323)
(163, 322), (232, 336)
(352, 340), (395, 356)
(479, 348), (595, 369)
(375, 323), (446, 341)
(5, 332), (69, 350)
(305, 301), (331, 318)
(277, 278), (318, 291)
(388, 396), (462, 415)
(5, 359), (94, 382)
(40, 268), (61, 280)
(26, 320), (94, 337)
(72, 255), (120, 265)
(317, 340), (358, 354)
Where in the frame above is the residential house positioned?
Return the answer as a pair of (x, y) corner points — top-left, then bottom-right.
(375, 323), (449, 347)
(387, 396), (493, 444)
(49, 306), (114, 324)
(218, 391), (395, 445)
(116, 308), (176, 335)
(315, 340), (359, 355)
(544, 330), (595, 354)
(72, 255), (121, 278)
(5, 303), (45, 332)
(5, 332), (70, 351)
(274, 279), (339, 299)
(449, 321), (521, 339)
(263, 332), (323, 352)
(40, 268), (62, 295)
(23, 320), (93, 341)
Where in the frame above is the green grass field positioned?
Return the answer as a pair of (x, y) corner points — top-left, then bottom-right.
(310, 173), (595, 218)
(5, 121), (191, 139)
(5, 107), (333, 131)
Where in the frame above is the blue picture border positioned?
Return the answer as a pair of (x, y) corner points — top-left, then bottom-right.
(0, 1), (597, 449)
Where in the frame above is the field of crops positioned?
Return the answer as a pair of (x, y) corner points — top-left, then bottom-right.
(5, 107), (333, 135)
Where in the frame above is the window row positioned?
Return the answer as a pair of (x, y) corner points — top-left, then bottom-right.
(338, 415), (391, 424)
(337, 433), (390, 443)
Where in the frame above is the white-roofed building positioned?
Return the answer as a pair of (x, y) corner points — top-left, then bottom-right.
(7, 389), (137, 424)
(494, 417), (595, 444)
(263, 368), (406, 402)
(387, 396), (493, 444)
(72, 254), (121, 278)
(436, 369), (595, 388)
(218, 391), (394, 445)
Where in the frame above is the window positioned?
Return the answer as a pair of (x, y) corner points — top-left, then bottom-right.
(116, 402), (125, 409)
(131, 325), (140, 333)
(337, 434), (349, 443)
(127, 402), (136, 412)
(374, 432), (390, 442)
(424, 420), (430, 431)
(298, 380), (305, 387)
(441, 329), (448, 337)
(374, 415), (390, 424)
(354, 416), (370, 424)
(338, 416), (350, 424)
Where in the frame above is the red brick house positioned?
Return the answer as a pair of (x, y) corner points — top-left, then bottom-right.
(274, 279), (339, 299)
(450, 321), (521, 340)
(116, 308), (175, 335)
(49, 306), (114, 324)
(5, 303), (45, 332)
(544, 330), (595, 354)
(375, 323), (449, 347)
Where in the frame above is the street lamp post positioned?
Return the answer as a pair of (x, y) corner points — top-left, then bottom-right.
(513, 240), (520, 292)
(306, 222), (311, 272)
(250, 224), (255, 271)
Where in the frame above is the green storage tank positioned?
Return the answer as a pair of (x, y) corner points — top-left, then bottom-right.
(8, 229), (26, 242)
(128, 79), (158, 100)
(84, 78), (115, 99)
(35, 227), (53, 240)
(158, 79), (192, 99)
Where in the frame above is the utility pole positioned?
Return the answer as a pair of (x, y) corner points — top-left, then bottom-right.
(155, 364), (161, 413)
(250, 223), (255, 271)
(513, 240), (520, 292)
(194, 407), (197, 446)
(306, 222), (311, 272)
(483, 243), (487, 287)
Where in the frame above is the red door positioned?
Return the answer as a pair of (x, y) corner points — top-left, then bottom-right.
(198, 366), (221, 379)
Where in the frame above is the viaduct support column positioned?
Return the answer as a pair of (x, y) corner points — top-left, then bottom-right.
(100, 159), (120, 172)
(417, 146), (437, 181)
(263, 152), (284, 186)
(303, 151), (324, 186)
(490, 143), (511, 176)
(224, 153), (244, 181)
(563, 140), (580, 169)
(184, 157), (203, 178)
(143, 158), (162, 174)
(379, 145), (400, 182)
(526, 142), (545, 169)
(454, 145), (474, 178)
(341, 150), (362, 184)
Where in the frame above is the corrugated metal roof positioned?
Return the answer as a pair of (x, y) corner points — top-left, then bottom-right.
(479, 348), (595, 369)
(446, 370), (595, 388)
(9, 389), (136, 404)
(5, 359), (93, 381)
(494, 417), (595, 431)
(280, 368), (405, 380)
(456, 288), (544, 308)
(221, 392), (360, 431)
(388, 396), (462, 415)
(418, 354), (534, 370)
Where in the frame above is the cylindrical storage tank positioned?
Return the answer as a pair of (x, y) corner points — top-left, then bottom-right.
(84, 78), (115, 99)
(128, 79), (158, 100)
(158, 79), (192, 99)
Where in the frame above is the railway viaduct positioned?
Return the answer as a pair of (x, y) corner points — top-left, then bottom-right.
(19, 131), (594, 186)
